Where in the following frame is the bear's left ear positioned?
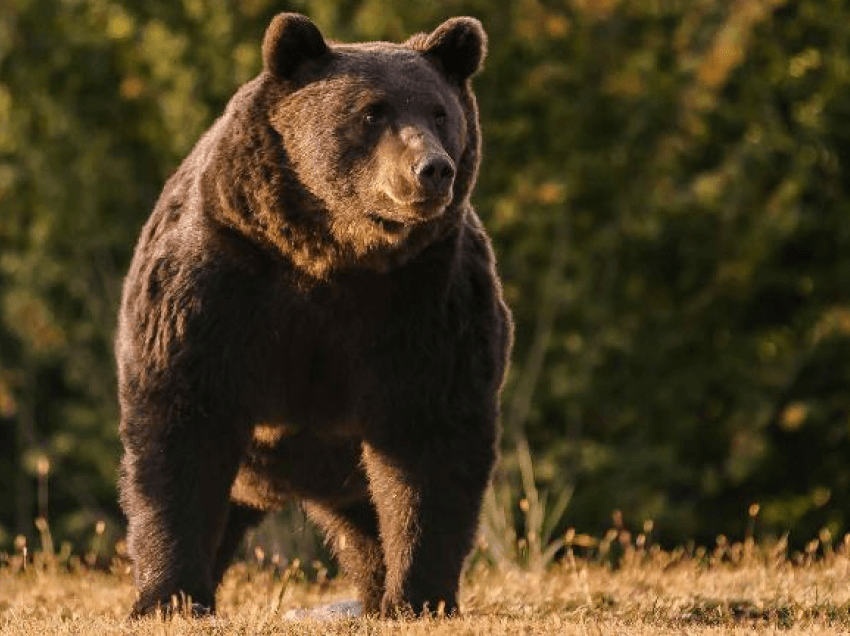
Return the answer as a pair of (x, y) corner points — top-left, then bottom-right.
(423, 17), (487, 82)
(263, 13), (329, 79)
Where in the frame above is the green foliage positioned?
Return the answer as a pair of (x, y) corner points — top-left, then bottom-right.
(1, 0), (849, 554)
(486, 0), (850, 547)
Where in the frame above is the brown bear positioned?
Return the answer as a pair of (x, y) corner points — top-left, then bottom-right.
(116, 12), (512, 619)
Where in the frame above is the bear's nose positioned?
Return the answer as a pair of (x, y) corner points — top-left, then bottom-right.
(414, 155), (455, 197)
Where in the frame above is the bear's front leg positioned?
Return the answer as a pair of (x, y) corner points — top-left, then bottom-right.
(119, 400), (248, 618)
(362, 416), (497, 618)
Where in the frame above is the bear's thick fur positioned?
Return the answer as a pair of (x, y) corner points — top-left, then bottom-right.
(116, 13), (512, 618)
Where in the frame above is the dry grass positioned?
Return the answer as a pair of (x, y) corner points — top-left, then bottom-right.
(3, 535), (850, 635)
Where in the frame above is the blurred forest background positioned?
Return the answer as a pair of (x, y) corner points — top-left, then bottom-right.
(2, 0), (850, 560)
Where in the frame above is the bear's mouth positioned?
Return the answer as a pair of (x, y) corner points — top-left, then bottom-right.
(368, 191), (449, 234)
(367, 214), (405, 233)
(380, 189), (450, 219)
(367, 213), (414, 233)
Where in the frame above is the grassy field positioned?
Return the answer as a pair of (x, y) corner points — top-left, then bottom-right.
(3, 534), (850, 635)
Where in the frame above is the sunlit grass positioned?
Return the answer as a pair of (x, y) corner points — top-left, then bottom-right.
(3, 518), (850, 635)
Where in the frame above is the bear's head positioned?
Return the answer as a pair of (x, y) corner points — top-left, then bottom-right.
(246, 14), (487, 273)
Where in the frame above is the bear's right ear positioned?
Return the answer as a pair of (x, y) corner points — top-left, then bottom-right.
(262, 13), (329, 79)
(422, 17), (487, 83)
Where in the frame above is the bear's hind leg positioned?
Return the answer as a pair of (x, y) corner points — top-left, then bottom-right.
(305, 499), (385, 615)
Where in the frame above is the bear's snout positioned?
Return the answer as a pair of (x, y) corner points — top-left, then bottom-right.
(413, 154), (455, 200)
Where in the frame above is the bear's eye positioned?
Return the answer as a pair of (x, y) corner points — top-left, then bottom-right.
(434, 107), (447, 126)
(363, 104), (387, 126)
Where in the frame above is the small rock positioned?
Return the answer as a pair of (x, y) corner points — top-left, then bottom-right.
(284, 600), (363, 621)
